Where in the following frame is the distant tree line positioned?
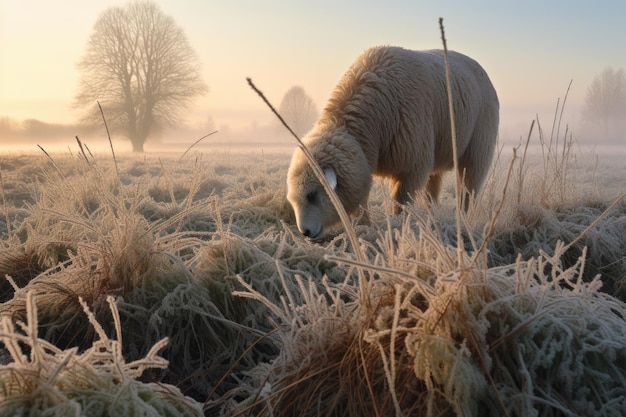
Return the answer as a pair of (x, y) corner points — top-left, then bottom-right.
(0, 117), (91, 143)
(581, 67), (626, 143)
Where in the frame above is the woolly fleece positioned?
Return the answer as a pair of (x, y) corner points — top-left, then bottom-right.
(287, 46), (499, 238)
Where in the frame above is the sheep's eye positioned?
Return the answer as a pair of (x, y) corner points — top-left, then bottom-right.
(306, 191), (318, 204)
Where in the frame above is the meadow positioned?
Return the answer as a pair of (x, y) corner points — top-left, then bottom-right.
(0, 128), (625, 416)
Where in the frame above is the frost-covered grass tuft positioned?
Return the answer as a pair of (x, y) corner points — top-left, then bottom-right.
(0, 291), (202, 417)
(225, 211), (626, 417)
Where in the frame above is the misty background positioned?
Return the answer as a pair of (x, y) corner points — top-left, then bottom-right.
(0, 1), (625, 153)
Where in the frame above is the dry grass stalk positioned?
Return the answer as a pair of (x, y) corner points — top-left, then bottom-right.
(0, 291), (203, 416)
(246, 77), (370, 302)
(438, 18), (466, 275)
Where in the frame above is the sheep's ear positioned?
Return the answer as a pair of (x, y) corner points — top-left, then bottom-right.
(323, 166), (337, 190)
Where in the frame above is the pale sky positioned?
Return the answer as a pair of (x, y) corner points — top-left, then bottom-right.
(1, 0), (625, 143)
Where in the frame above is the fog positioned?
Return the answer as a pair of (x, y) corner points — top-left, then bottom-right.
(1, 0), (625, 156)
(2, 98), (623, 156)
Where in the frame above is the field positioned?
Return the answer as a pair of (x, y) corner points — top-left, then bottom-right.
(1, 134), (625, 416)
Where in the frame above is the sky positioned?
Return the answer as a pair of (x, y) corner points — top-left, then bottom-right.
(1, 0), (625, 145)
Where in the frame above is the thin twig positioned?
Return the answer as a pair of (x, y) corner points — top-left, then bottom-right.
(75, 136), (90, 164)
(517, 120), (535, 206)
(246, 77), (369, 301)
(97, 101), (119, 178)
(549, 97), (560, 150)
(439, 18), (465, 273)
(440, 19), (510, 417)
(469, 148), (517, 270)
(556, 80), (573, 149)
(178, 130), (219, 162)
(0, 165), (11, 237)
(562, 189), (626, 253)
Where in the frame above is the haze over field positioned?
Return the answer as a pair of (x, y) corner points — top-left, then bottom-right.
(2, 3), (626, 415)
(1, 0), (625, 151)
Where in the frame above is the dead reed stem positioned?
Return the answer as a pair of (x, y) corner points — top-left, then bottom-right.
(97, 101), (119, 178)
(439, 18), (465, 273)
(562, 188), (626, 253)
(517, 120), (535, 206)
(0, 165), (10, 237)
(468, 148), (517, 270)
(178, 130), (218, 162)
(246, 77), (370, 301)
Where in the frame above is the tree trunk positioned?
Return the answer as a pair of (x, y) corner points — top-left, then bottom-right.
(130, 135), (145, 152)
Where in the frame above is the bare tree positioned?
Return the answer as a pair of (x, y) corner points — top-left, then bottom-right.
(74, 1), (208, 152)
(581, 67), (626, 139)
(278, 86), (319, 138)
